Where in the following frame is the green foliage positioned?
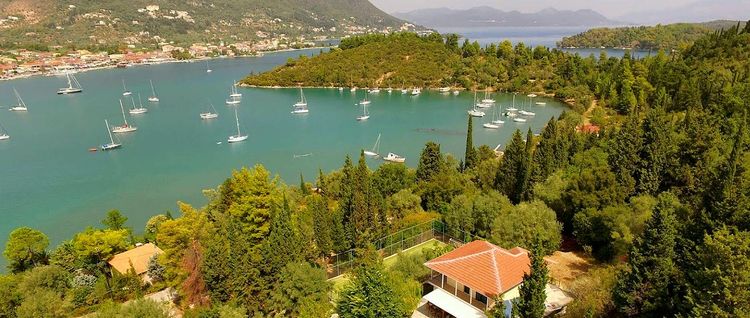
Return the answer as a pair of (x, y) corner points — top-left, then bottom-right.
(491, 201), (562, 255)
(387, 189), (423, 220)
(93, 299), (169, 318)
(263, 197), (303, 276)
(3, 227), (49, 273)
(372, 163), (415, 198)
(464, 115), (477, 170)
(71, 228), (128, 270)
(269, 262), (331, 317)
(564, 265), (619, 318)
(15, 288), (70, 318)
(156, 202), (213, 287)
(416, 141), (445, 183)
(17, 265), (70, 297)
(0, 274), (21, 318)
(102, 209), (128, 231)
(336, 262), (406, 318)
(495, 130), (532, 204)
(513, 241), (549, 318)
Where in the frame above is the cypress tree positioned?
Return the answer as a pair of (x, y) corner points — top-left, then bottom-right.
(613, 193), (680, 316)
(522, 128), (535, 201)
(532, 117), (558, 184)
(416, 141), (444, 182)
(351, 151), (374, 245)
(310, 195), (333, 257)
(514, 240), (548, 318)
(316, 168), (326, 195)
(340, 155), (355, 225)
(608, 114), (642, 198)
(464, 115), (477, 170)
(299, 173), (310, 195)
(495, 130), (526, 204)
(263, 196), (302, 277)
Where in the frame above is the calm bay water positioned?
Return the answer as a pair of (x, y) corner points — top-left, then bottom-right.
(434, 26), (656, 59)
(0, 49), (565, 266)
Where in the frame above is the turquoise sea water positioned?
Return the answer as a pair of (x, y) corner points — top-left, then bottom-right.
(0, 49), (565, 266)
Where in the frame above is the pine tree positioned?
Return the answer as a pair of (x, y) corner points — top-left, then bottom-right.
(340, 156), (356, 231)
(351, 151), (375, 245)
(532, 118), (558, 184)
(514, 240), (548, 318)
(337, 261), (405, 317)
(464, 115), (477, 170)
(636, 106), (675, 195)
(263, 196), (302, 277)
(310, 195), (333, 257)
(522, 128), (535, 201)
(299, 173), (310, 195)
(416, 141), (444, 182)
(613, 193), (680, 316)
(316, 168), (326, 195)
(608, 114), (642, 198)
(495, 130), (529, 204)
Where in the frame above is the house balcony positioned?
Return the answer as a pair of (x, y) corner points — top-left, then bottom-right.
(426, 274), (489, 311)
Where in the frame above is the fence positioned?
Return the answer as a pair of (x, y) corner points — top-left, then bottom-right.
(326, 219), (477, 279)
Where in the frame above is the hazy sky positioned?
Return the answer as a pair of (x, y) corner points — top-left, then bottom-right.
(370, 0), (750, 20)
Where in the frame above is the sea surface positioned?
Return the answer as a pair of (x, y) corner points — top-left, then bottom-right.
(0, 49), (566, 265)
(434, 26), (656, 59)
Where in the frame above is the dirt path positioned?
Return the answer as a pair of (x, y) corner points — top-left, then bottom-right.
(581, 99), (598, 126)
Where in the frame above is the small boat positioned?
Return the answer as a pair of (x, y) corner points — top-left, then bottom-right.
(411, 88), (421, 96)
(401, 88), (408, 94)
(129, 94), (148, 114)
(356, 102), (370, 121)
(9, 88), (28, 111)
(489, 106), (504, 125)
(293, 153), (313, 158)
(535, 102), (546, 105)
(227, 108), (248, 143)
(206, 61), (212, 73)
(468, 92), (485, 117)
(148, 80), (160, 102)
(101, 119), (122, 150)
(483, 122), (500, 129)
(226, 96), (241, 105)
(338, 87), (344, 92)
(513, 117), (527, 123)
(481, 90), (495, 104)
(383, 152), (405, 163)
(88, 147), (98, 152)
(527, 93), (537, 98)
(291, 88), (309, 114)
(230, 83), (242, 98)
(506, 94), (519, 112)
(200, 104), (219, 119)
(438, 87), (450, 93)
(112, 100), (137, 133)
(505, 111), (517, 118)
(369, 88), (380, 94)
(387, 87), (393, 93)
(452, 90), (460, 95)
(350, 87), (357, 92)
(476, 101), (491, 109)
(0, 120), (9, 140)
(121, 79), (132, 96)
(359, 91), (371, 106)
(364, 133), (381, 157)
(519, 110), (536, 116)
(57, 73), (83, 94)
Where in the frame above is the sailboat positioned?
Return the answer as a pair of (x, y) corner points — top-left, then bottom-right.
(206, 61), (212, 73)
(364, 133), (381, 157)
(101, 119), (122, 150)
(518, 96), (536, 117)
(129, 94), (148, 114)
(57, 73), (82, 94)
(112, 99), (137, 133)
(9, 88), (28, 111)
(121, 79), (132, 96)
(356, 102), (370, 121)
(200, 103), (219, 119)
(491, 104), (505, 125)
(227, 108), (248, 143)
(506, 94), (519, 112)
(513, 117), (528, 123)
(148, 80), (160, 102)
(368, 87), (380, 94)
(291, 88), (309, 114)
(383, 152), (406, 163)
(359, 91), (371, 106)
(438, 87), (451, 93)
(411, 88), (421, 96)
(387, 87), (393, 93)
(481, 90), (496, 104)
(230, 83), (242, 98)
(0, 120), (9, 140)
(468, 92), (485, 117)
(483, 107), (500, 129)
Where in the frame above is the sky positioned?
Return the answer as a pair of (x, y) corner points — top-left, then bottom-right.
(370, 0), (750, 23)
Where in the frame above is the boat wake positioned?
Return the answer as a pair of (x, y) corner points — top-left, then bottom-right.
(293, 153), (313, 158)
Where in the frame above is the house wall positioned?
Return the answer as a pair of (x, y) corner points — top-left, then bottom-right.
(501, 285), (521, 301)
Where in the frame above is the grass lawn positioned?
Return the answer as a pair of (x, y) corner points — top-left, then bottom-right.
(382, 238), (448, 268)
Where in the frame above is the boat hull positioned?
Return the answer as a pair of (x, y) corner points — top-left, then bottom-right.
(356, 115), (370, 121)
(228, 135), (248, 143)
(112, 126), (137, 133)
(0, 134), (9, 140)
(57, 89), (82, 95)
(200, 113), (218, 119)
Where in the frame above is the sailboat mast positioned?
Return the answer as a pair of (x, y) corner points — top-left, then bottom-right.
(105, 120), (115, 144)
(235, 109), (241, 136)
(119, 100), (128, 125)
(67, 73), (73, 89)
(150, 80), (156, 95)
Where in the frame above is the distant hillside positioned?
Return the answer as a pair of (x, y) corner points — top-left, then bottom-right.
(241, 33), (459, 88)
(616, 0), (750, 24)
(392, 7), (619, 27)
(557, 20), (747, 50)
(0, 0), (410, 50)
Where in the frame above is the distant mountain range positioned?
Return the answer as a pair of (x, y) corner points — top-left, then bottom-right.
(616, 0), (750, 24)
(0, 0), (409, 49)
(393, 7), (621, 28)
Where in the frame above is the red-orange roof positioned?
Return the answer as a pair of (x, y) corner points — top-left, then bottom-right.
(578, 124), (600, 134)
(425, 240), (530, 297)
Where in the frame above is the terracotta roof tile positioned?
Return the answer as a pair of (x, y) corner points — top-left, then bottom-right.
(108, 243), (163, 275)
(425, 240), (530, 297)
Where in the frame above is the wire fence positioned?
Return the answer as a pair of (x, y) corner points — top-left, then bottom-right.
(326, 219), (476, 279)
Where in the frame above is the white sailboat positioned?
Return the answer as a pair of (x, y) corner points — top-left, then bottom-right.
(481, 90), (496, 104)
(513, 117), (527, 123)
(230, 83), (242, 98)
(112, 99), (137, 133)
(453, 90), (460, 95)
(438, 87), (451, 93)
(291, 88), (309, 114)
(387, 87), (393, 93)
(364, 133), (381, 157)
(383, 152), (406, 163)
(148, 80), (160, 102)
(129, 94), (148, 114)
(411, 88), (421, 96)
(200, 103), (219, 119)
(483, 107), (501, 129)
(359, 91), (371, 106)
(518, 96), (536, 116)
(101, 119), (122, 150)
(121, 79), (132, 96)
(356, 102), (370, 121)
(506, 94), (518, 112)
(57, 73), (82, 94)
(468, 92), (485, 117)
(206, 61), (212, 73)
(369, 87), (380, 94)
(9, 88), (28, 111)
(491, 104), (505, 125)
(227, 108), (248, 143)
(0, 120), (9, 140)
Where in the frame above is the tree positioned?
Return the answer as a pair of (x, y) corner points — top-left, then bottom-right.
(144, 214), (168, 242)
(310, 195), (333, 257)
(487, 296), (507, 318)
(532, 118), (559, 183)
(15, 289), (70, 318)
(101, 209), (128, 231)
(182, 240), (208, 307)
(156, 202), (213, 287)
(93, 299), (170, 318)
(513, 240), (549, 318)
(147, 255), (165, 283)
(613, 193), (681, 316)
(71, 228), (128, 270)
(4, 227), (49, 273)
(299, 173), (311, 195)
(491, 201), (561, 255)
(269, 262), (331, 317)
(0, 275), (21, 318)
(337, 262), (406, 318)
(416, 141), (444, 183)
(263, 196), (302, 276)
(464, 115), (478, 170)
(495, 130), (530, 204)
(17, 265), (71, 297)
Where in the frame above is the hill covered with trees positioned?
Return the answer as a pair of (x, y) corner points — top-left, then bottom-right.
(557, 20), (746, 50)
(3, 24), (750, 318)
(0, 0), (410, 50)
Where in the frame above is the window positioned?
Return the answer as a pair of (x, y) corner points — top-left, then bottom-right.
(463, 286), (470, 294)
(476, 292), (488, 304)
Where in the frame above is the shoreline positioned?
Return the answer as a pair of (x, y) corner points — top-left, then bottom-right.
(0, 46), (331, 82)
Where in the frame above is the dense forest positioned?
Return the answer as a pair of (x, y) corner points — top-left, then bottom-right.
(3, 25), (750, 317)
(557, 20), (746, 50)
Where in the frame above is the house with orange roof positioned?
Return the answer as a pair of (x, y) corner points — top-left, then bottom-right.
(108, 243), (163, 283)
(418, 240), (572, 318)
